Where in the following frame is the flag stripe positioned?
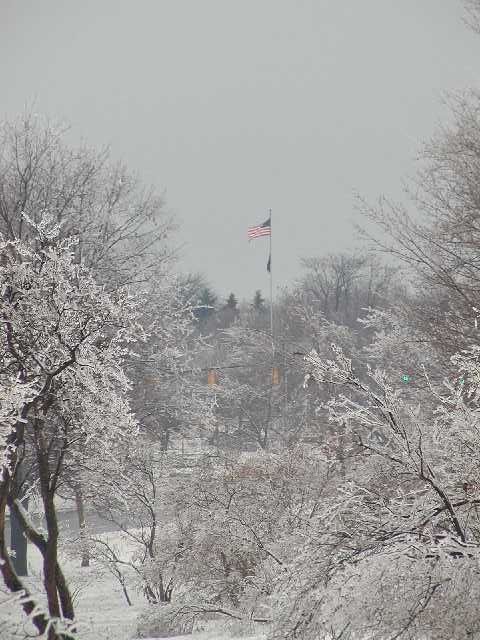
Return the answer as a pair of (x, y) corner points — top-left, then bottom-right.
(247, 217), (271, 239)
(248, 226), (271, 239)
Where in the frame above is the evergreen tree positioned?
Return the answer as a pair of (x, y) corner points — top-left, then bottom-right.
(218, 292), (239, 329)
(252, 289), (266, 312)
(225, 292), (238, 310)
(194, 286), (218, 329)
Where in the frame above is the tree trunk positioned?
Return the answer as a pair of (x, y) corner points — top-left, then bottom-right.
(36, 431), (75, 623)
(41, 488), (61, 621)
(9, 496), (74, 621)
(0, 477), (50, 635)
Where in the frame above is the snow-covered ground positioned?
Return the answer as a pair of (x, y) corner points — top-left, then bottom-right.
(141, 635), (264, 640)
(0, 532), (266, 640)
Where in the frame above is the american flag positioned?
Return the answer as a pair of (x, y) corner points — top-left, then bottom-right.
(247, 216), (271, 240)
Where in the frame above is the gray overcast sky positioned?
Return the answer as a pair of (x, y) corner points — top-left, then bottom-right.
(2, 1), (480, 300)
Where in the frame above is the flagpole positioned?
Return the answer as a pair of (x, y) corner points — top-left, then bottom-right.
(269, 208), (274, 355)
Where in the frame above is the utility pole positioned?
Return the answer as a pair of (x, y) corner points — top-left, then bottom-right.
(284, 343), (288, 435)
(10, 460), (28, 576)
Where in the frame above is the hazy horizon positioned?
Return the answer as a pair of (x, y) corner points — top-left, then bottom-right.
(2, 0), (480, 300)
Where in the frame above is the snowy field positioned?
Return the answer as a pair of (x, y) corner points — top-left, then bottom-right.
(0, 530), (266, 640)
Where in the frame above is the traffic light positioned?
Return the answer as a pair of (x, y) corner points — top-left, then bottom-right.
(207, 369), (218, 386)
(272, 366), (280, 385)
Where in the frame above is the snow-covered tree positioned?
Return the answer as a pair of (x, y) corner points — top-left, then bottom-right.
(465, 0), (480, 32)
(0, 112), (174, 288)
(139, 446), (328, 635)
(0, 219), (140, 637)
(269, 342), (480, 640)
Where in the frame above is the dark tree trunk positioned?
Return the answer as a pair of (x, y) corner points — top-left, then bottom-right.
(8, 496), (75, 621)
(0, 477), (51, 636)
(36, 429), (75, 623)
